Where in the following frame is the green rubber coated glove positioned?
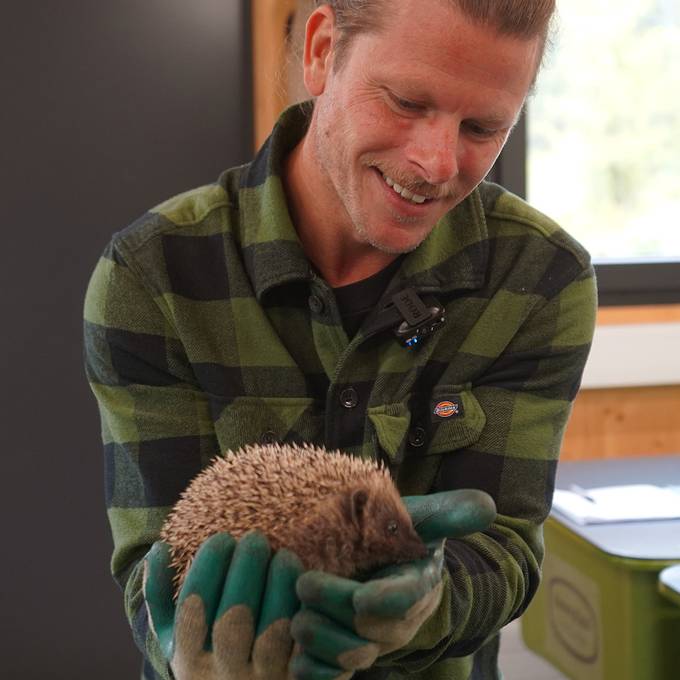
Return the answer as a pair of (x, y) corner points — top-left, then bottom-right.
(290, 489), (496, 680)
(402, 488), (497, 546)
(143, 531), (304, 680)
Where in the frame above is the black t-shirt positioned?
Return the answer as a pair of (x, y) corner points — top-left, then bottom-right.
(333, 257), (404, 338)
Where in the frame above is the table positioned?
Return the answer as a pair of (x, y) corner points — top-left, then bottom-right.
(521, 455), (680, 680)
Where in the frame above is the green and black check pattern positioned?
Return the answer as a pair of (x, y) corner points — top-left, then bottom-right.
(84, 104), (596, 680)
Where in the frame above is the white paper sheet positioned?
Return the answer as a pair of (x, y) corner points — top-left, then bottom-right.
(552, 484), (680, 525)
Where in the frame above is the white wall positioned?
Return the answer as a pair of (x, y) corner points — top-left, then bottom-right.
(581, 323), (680, 388)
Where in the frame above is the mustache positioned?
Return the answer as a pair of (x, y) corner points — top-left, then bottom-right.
(366, 161), (456, 201)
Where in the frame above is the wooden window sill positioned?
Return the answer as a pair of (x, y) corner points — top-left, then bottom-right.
(597, 304), (680, 326)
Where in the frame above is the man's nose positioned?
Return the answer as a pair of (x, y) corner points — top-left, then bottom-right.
(408, 117), (459, 186)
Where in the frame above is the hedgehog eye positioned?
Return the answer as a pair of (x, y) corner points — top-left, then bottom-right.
(387, 520), (399, 535)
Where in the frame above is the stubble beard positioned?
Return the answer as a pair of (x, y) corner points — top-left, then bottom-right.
(332, 178), (429, 255)
(313, 131), (429, 256)
(356, 195), (441, 254)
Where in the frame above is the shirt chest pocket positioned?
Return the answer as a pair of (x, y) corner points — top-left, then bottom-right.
(208, 395), (325, 452)
(368, 385), (487, 495)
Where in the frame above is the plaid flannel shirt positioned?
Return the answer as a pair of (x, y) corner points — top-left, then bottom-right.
(84, 104), (596, 680)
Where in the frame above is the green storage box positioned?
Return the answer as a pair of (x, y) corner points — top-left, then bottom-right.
(521, 457), (680, 680)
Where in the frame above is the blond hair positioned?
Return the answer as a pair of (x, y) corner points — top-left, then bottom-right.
(315, 0), (556, 69)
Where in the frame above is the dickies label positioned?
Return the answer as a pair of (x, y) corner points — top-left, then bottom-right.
(432, 397), (464, 420)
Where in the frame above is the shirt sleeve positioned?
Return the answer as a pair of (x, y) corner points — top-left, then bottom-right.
(84, 240), (220, 679)
(378, 262), (597, 671)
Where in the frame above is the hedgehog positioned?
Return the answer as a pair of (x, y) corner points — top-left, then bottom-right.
(161, 442), (428, 594)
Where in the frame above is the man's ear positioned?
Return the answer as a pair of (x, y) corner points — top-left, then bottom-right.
(302, 5), (336, 96)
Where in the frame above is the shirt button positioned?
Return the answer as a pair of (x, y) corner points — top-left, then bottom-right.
(260, 430), (278, 445)
(340, 388), (359, 409)
(408, 426), (427, 448)
(308, 295), (325, 314)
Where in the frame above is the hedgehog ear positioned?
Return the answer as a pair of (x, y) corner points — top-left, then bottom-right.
(347, 489), (369, 530)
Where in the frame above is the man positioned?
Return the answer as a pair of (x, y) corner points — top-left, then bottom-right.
(84, 1), (596, 679)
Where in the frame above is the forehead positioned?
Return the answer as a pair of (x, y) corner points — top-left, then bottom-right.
(339, 0), (539, 110)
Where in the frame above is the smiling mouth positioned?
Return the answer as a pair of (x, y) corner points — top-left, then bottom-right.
(379, 171), (433, 205)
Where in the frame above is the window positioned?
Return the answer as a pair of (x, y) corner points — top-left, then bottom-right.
(493, 0), (680, 305)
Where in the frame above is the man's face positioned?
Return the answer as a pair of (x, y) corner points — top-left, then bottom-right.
(305, 0), (541, 254)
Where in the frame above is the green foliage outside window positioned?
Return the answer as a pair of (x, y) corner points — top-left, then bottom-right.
(528, 0), (680, 259)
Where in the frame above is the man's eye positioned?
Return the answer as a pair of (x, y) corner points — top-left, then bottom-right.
(464, 122), (496, 138)
(392, 95), (425, 113)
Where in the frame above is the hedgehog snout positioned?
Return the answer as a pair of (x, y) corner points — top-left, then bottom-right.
(401, 526), (428, 562)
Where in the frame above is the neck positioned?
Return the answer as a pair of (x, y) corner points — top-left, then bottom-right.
(283, 134), (398, 288)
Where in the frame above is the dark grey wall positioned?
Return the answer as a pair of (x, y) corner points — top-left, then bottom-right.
(1, 2), (252, 677)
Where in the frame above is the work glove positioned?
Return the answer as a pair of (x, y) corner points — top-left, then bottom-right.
(290, 489), (496, 680)
(143, 530), (303, 680)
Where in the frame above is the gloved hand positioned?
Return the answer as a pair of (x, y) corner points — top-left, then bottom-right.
(143, 530), (304, 680)
(290, 489), (496, 680)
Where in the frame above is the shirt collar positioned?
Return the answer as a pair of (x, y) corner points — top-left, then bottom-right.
(237, 102), (489, 301)
(237, 104), (314, 301)
(393, 188), (489, 294)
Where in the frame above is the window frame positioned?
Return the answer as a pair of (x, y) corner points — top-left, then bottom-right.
(490, 111), (680, 307)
